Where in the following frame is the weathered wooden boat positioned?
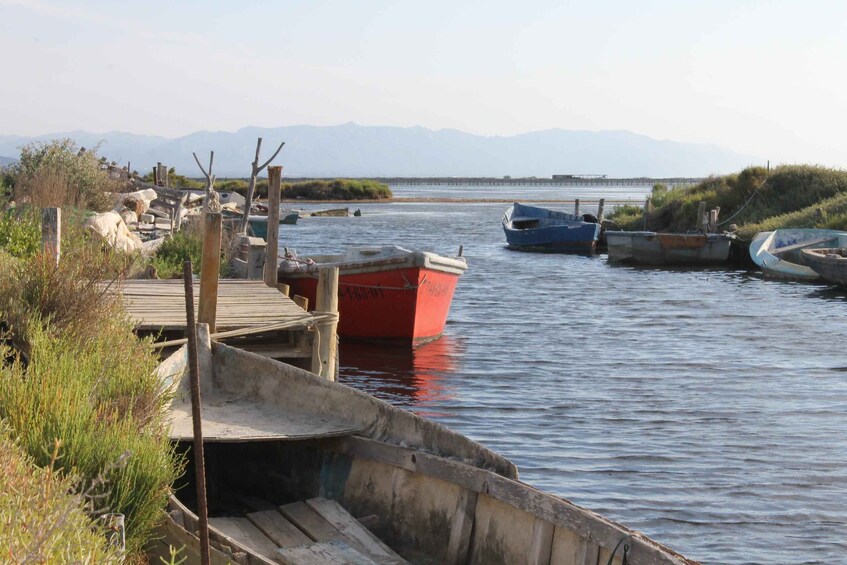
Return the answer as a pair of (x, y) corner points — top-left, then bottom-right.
(800, 247), (847, 286)
(278, 246), (467, 345)
(309, 207), (349, 217)
(248, 212), (299, 239)
(149, 337), (697, 565)
(749, 229), (847, 281)
(605, 231), (735, 266)
(502, 202), (600, 252)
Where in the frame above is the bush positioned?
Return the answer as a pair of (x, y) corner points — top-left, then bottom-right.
(280, 179), (392, 200)
(0, 207), (40, 258)
(11, 139), (115, 211)
(0, 423), (123, 563)
(149, 220), (233, 279)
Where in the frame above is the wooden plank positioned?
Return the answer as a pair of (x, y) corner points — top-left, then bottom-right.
(528, 519), (555, 565)
(445, 489), (477, 565)
(247, 509), (312, 547)
(208, 517), (281, 560)
(198, 211), (223, 333)
(264, 165), (282, 287)
(279, 501), (342, 542)
(305, 498), (406, 563)
(276, 539), (380, 565)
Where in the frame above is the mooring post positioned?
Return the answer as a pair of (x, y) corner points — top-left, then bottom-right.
(697, 202), (707, 232)
(183, 261), (211, 565)
(312, 266), (339, 380)
(263, 165), (283, 287)
(574, 199), (580, 215)
(597, 198), (606, 223)
(198, 211), (222, 333)
(642, 197), (651, 230)
(709, 207), (720, 233)
(41, 207), (61, 267)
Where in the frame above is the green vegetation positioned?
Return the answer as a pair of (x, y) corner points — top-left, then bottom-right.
(282, 179), (392, 200)
(215, 178), (392, 200)
(608, 165), (847, 240)
(149, 221), (233, 279)
(0, 423), (124, 563)
(142, 167), (204, 189)
(0, 207), (40, 258)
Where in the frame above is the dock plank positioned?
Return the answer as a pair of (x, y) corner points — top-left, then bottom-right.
(279, 501), (342, 542)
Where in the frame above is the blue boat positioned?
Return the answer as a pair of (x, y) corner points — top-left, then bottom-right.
(502, 202), (600, 252)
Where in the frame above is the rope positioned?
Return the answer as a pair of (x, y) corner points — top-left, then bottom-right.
(606, 535), (631, 565)
(150, 312), (340, 349)
(718, 176), (768, 227)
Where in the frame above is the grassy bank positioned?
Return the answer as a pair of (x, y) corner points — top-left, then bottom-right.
(216, 177), (393, 200)
(608, 165), (847, 240)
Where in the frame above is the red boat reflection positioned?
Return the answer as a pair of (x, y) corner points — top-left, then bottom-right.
(338, 335), (461, 413)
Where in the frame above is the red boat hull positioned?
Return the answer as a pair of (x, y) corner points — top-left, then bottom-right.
(279, 265), (462, 344)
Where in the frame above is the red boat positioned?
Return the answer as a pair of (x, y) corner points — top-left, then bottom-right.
(277, 246), (467, 345)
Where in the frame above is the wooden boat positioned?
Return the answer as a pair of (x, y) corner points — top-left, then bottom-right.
(309, 207), (349, 217)
(605, 231), (735, 266)
(800, 247), (847, 286)
(502, 202), (600, 252)
(278, 246), (467, 345)
(248, 212), (299, 240)
(148, 337), (697, 565)
(749, 229), (847, 281)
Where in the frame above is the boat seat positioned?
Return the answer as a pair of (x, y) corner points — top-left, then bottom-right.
(169, 400), (365, 442)
(209, 498), (408, 564)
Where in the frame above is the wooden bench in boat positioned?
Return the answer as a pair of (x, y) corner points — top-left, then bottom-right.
(207, 497), (407, 564)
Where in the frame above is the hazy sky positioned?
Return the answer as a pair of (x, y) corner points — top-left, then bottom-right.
(2, 0), (846, 166)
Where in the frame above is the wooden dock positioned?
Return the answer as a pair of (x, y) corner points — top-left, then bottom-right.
(112, 279), (326, 369)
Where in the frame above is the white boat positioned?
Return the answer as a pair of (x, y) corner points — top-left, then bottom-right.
(148, 336), (696, 564)
(749, 229), (847, 281)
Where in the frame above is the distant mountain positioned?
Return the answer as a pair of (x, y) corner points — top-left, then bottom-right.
(0, 155), (15, 167)
(0, 124), (759, 178)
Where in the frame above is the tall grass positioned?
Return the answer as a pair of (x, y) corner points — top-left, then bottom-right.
(608, 165), (847, 235)
(0, 422), (124, 563)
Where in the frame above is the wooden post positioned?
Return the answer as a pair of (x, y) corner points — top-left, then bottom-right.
(597, 198), (606, 223)
(709, 207), (720, 233)
(574, 199), (580, 216)
(198, 211), (222, 333)
(697, 202), (707, 232)
(182, 261), (211, 565)
(276, 283), (291, 297)
(156, 162), (164, 187)
(263, 166), (282, 287)
(312, 266), (339, 381)
(41, 208), (61, 267)
(293, 295), (309, 310)
(642, 197), (651, 230)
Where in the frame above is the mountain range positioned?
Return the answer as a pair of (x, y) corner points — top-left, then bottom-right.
(0, 123), (759, 178)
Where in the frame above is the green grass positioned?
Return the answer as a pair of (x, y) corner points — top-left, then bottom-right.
(148, 224), (232, 279)
(608, 165), (847, 238)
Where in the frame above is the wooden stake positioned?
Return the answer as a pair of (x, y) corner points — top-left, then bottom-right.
(697, 202), (707, 232)
(574, 199), (580, 215)
(198, 212), (222, 333)
(597, 198), (606, 223)
(183, 261), (211, 565)
(276, 283), (291, 297)
(312, 266), (339, 380)
(642, 197), (651, 230)
(264, 166), (283, 287)
(41, 207), (60, 267)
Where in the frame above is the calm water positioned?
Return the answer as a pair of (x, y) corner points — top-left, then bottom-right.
(280, 185), (847, 565)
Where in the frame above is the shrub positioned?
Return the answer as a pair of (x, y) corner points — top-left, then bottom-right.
(0, 323), (181, 556)
(12, 139), (115, 211)
(280, 179), (392, 200)
(0, 422), (124, 563)
(0, 207), (40, 258)
(149, 219), (233, 279)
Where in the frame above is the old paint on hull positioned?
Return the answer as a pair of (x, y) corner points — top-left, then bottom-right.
(606, 231), (734, 266)
(502, 202), (600, 253)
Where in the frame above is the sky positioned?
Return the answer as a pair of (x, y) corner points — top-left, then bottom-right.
(1, 0), (846, 166)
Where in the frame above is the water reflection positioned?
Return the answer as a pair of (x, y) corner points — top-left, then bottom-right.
(338, 336), (461, 415)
